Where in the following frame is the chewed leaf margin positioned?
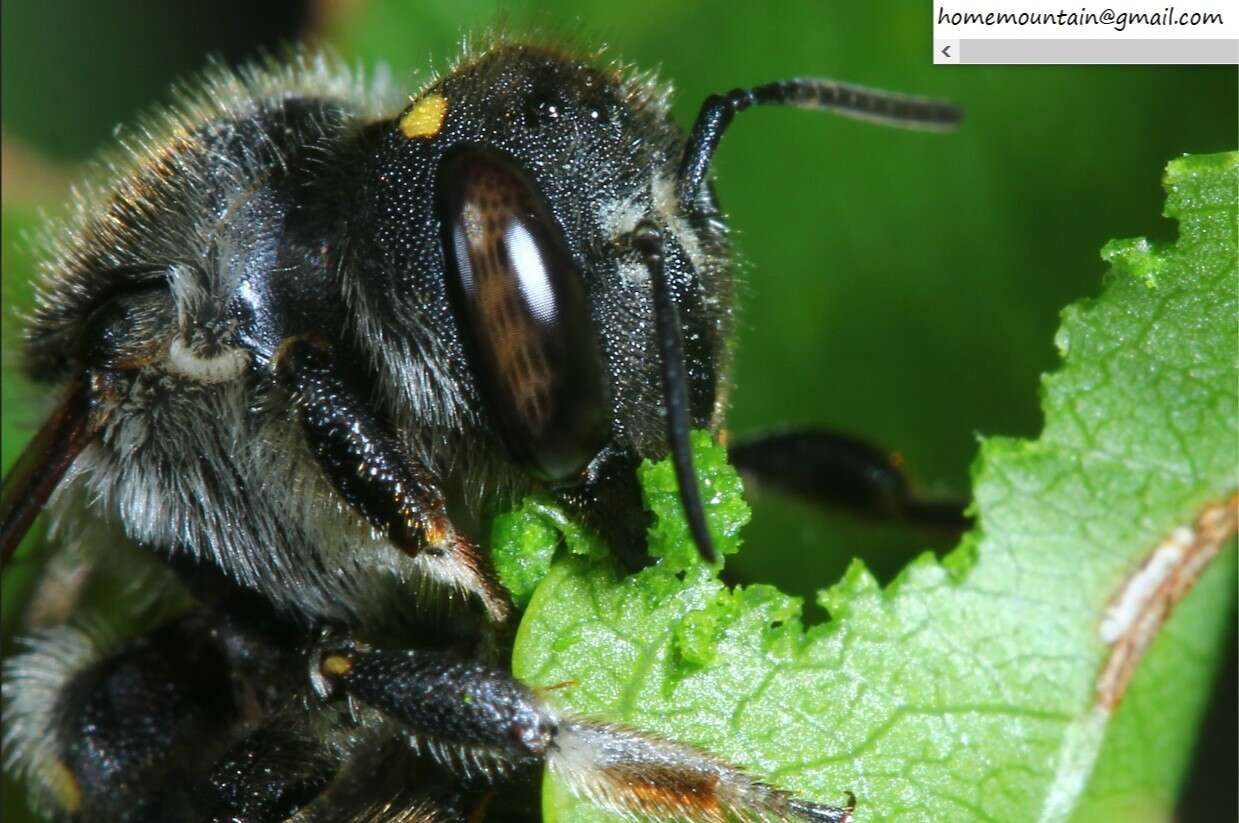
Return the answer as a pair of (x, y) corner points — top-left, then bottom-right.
(500, 152), (1237, 822)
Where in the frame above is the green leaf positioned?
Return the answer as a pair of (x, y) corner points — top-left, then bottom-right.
(508, 152), (1238, 821)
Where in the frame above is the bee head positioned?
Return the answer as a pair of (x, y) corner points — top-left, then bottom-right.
(348, 43), (733, 560)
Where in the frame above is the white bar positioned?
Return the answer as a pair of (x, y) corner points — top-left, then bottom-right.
(956, 37), (1239, 63)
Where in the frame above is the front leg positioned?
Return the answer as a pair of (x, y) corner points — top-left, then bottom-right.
(273, 337), (510, 623)
(315, 642), (854, 823)
(553, 445), (654, 572)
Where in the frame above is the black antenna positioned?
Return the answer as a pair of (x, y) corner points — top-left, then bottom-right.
(678, 78), (963, 210)
(632, 220), (718, 564)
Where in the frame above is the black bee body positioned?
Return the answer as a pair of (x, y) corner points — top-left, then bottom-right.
(21, 58), (408, 622)
(2, 37), (961, 823)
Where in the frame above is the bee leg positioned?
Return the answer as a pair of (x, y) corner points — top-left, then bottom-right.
(217, 728), (474, 823)
(553, 445), (655, 573)
(273, 337), (511, 623)
(315, 643), (854, 822)
(729, 428), (970, 533)
(196, 719), (341, 821)
(3, 615), (245, 821)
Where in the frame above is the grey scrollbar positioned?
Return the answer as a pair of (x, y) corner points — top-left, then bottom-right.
(959, 38), (1239, 64)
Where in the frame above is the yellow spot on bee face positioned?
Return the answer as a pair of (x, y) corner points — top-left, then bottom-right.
(399, 94), (448, 139)
(322, 654), (353, 677)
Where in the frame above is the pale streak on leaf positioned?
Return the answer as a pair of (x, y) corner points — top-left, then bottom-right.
(1037, 493), (1238, 823)
(1096, 493), (1238, 711)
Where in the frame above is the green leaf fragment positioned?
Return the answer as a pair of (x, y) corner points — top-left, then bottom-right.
(491, 433), (749, 607)
(504, 152), (1238, 822)
(639, 430), (751, 568)
(491, 497), (608, 608)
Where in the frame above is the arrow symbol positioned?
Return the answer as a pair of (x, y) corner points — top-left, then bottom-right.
(941, 45), (952, 57)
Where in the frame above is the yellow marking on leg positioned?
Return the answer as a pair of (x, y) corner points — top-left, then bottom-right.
(424, 518), (448, 547)
(321, 654), (353, 677)
(400, 94), (449, 139)
(47, 759), (81, 813)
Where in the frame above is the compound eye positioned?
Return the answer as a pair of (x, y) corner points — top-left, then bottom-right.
(437, 147), (610, 483)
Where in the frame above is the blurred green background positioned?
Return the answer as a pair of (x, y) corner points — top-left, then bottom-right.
(2, 1), (1234, 820)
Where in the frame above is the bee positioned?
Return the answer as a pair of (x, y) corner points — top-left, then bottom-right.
(1, 36), (960, 822)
